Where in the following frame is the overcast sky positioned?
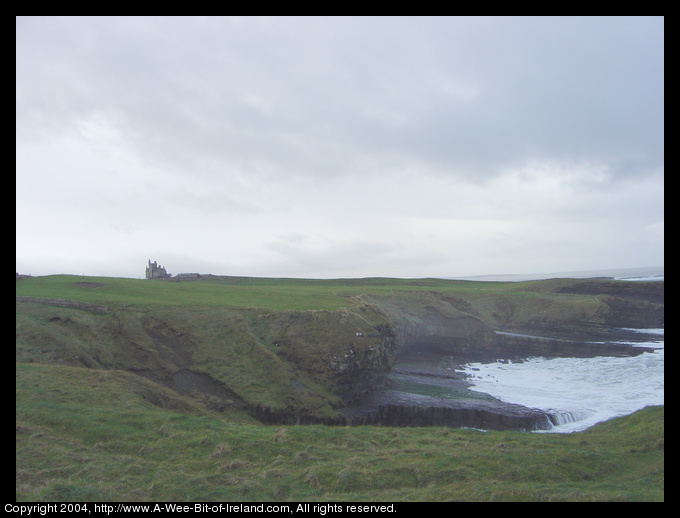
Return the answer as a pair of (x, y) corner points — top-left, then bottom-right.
(16, 16), (664, 279)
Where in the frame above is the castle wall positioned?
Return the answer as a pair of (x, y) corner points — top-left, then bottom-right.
(146, 260), (170, 279)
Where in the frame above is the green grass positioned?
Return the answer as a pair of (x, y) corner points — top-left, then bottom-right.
(16, 274), (534, 312)
(16, 362), (664, 501)
(15, 275), (620, 334)
(16, 275), (351, 311)
(16, 274), (664, 501)
(15, 302), (346, 419)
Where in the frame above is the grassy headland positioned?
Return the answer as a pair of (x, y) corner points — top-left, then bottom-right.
(16, 274), (664, 501)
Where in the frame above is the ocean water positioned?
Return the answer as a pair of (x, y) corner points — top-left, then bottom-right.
(454, 267), (664, 432)
(452, 266), (664, 283)
(461, 331), (664, 433)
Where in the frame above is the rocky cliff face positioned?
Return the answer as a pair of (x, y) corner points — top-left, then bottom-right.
(599, 296), (664, 328)
(17, 278), (663, 430)
(373, 281), (663, 363)
(261, 305), (398, 404)
(554, 279), (664, 329)
(341, 390), (554, 431)
(329, 281), (664, 431)
(376, 291), (497, 361)
(349, 403), (553, 431)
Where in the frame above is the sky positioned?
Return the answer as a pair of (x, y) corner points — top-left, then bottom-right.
(16, 16), (664, 279)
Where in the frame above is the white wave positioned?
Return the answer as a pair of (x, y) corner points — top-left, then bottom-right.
(451, 266), (664, 283)
(462, 347), (664, 433)
(621, 327), (664, 335)
(613, 328), (664, 349)
(616, 274), (664, 281)
(549, 410), (597, 427)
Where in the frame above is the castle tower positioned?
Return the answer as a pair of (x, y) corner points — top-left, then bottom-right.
(145, 259), (170, 279)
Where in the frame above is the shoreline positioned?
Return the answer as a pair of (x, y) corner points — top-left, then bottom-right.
(339, 327), (663, 432)
(339, 352), (553, 431)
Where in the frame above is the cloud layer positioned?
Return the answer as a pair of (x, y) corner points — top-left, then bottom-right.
(16, 17), (663, 278)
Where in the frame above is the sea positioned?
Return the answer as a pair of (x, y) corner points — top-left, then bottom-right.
(457, 267), (664, 433)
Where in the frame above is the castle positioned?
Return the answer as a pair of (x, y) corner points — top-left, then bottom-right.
(145, 260), (205, 280)
(145, 259), (170, 279)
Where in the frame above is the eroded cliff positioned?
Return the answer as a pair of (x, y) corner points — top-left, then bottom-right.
(370, 280), (663, 363)
(16, 277), (663, 430)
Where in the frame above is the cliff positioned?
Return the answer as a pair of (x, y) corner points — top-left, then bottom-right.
(329, 281), (663, 430)
(257, 304), (397, 404)
(16, 300), (399, 423)
(16, 276), (663, 430)
(341, 389), (554, 431)
(369, 280), (663, 363)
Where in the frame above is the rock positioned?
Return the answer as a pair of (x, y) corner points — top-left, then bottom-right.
(262, 306), (398, 405)
(341, 390), (553, 431)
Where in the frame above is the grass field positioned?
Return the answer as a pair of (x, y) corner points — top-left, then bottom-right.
(15, 274), (615, 334)
(16, 362), (664, 501)
(15, 274), (566, 311)
(16, 275), (664, 501)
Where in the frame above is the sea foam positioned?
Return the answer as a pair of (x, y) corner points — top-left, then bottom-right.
(461, 331), (664, 433)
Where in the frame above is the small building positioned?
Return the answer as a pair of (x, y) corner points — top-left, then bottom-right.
(175, 273), (202, 279)
(145, 259), (170, 279)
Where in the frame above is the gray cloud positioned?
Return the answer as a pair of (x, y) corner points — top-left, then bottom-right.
(16, 17), (663, 278)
